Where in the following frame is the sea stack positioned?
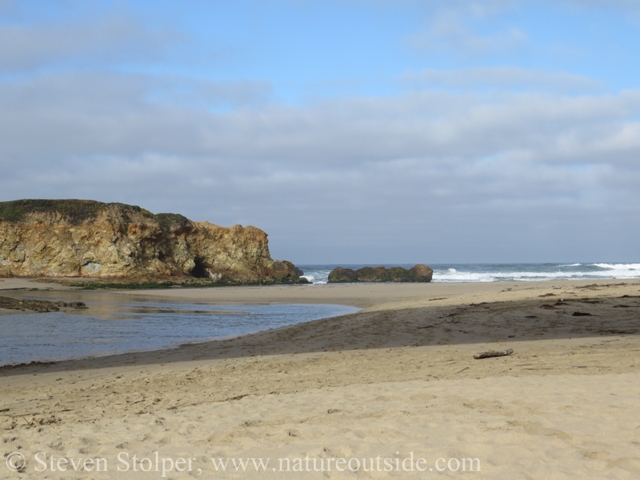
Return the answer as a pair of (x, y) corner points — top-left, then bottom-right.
(0, 199), (306, 284)
(328, 264), (433, 283)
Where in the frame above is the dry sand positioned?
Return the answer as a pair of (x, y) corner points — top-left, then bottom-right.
(1, 278), (640, 478)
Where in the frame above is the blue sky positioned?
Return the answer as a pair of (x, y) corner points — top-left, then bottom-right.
(1, 0), (639, 263)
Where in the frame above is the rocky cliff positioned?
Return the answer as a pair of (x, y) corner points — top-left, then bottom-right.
(0, 200), (305, 284)
(328, 264), (433, 283)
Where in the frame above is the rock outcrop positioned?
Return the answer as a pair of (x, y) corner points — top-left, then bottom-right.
(328, 264), (433, 283)
(0, 296), (87, 313)
(0, 199), (306, 284)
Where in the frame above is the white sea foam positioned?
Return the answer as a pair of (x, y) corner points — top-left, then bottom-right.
(592, 263), (640, 271)
(301, 275), (328, 285)
(434, 271), (574, 283)
(300, 268), (333, 284)
(433, 263), (640, 283)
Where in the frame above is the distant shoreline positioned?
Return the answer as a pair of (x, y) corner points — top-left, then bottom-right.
(1, 276), (636, 310)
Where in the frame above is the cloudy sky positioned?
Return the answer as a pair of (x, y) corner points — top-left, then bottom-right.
(1, 0), (639, 264)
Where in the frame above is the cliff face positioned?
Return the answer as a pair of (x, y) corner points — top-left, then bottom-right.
(0, 200), (304, 284)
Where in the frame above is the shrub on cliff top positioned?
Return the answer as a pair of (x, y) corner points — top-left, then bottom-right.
(0, 199), (153, 224)
(153, 213), (191, 231)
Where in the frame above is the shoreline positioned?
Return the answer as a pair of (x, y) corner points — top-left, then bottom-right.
(0, 277), (636, 369)
(2, 275), (636, 307)
(0, 276), (637, 371)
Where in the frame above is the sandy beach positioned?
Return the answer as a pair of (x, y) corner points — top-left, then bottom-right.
(1, 278), (640, 479)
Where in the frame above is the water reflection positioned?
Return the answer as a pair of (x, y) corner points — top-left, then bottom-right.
(0, 299), (358, 366)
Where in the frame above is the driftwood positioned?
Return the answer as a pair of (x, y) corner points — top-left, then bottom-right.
(473, 348), (514, 360)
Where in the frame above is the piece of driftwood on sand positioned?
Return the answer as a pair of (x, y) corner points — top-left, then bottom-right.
(473, 348), (514, 360)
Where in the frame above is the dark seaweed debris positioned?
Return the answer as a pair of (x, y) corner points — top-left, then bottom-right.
(0, 296), (87, 313)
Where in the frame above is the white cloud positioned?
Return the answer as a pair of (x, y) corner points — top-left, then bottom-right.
(399, 67), (602, 92)
(1, 69), (640, 262)
(0, 16), (181, 72)
(404, 8), (527, 57)
(150, 77), (273, 109)
(2, 72), (639, 167)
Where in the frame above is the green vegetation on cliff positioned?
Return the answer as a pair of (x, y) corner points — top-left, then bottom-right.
(153, 213), (191, 232)
(0, 199), (155, 225)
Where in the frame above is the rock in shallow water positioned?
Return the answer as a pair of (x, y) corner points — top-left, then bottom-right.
(0, 296), (87, 312)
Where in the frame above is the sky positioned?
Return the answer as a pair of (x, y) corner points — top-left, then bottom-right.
(1, 0), (639, 264)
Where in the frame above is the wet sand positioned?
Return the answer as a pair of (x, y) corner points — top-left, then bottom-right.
(1, 278), (640, 478)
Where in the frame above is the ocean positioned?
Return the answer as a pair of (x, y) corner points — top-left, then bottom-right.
(297, 263), (640, 284)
